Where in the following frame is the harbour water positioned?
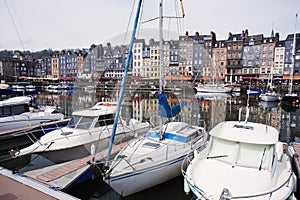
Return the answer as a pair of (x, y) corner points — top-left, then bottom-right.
(2, 83), (300, 200)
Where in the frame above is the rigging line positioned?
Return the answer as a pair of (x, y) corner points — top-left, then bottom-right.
(136, 0), (144, 39)
(10, 0), (26, 34)
(4, 0), (25, 50)
(123, 0), (137, 45)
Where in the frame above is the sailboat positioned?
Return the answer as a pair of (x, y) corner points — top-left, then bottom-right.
(194, 50), (232, 93)
(100, 0), (207, 197)
(259, 68), (281, 102)
(282, 14), (299, 106)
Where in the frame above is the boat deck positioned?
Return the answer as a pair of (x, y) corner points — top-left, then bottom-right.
(23, 137), (135, 190)
(0, 167), (78, 200)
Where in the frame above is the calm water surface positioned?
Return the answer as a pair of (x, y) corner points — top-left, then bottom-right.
(11, 83), (300, 199)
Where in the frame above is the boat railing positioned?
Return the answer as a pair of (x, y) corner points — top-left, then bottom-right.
(10, 118), (70, 144)
(181, 156), (296, 200)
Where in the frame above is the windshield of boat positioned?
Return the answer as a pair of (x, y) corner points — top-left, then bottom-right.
(208, 137), (271, 169)
(67, 115), (95, 129)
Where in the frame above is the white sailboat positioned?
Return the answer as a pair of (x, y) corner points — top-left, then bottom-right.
(101, 0), (207, 197)
(194, 50), (232, 93)
(182, 106), (297, 199)
(259, 68), (281, 102)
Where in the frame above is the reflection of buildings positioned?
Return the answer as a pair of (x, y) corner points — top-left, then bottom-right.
(131, 90), (199, 127)
(281, 106), (300, 142)
(257, 102), (281, 132)
(132, 99), (158, 124)
(198, 97), (229, 131)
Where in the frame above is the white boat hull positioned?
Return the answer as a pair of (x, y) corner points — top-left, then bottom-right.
(37, 133), (130, 163)
(194, 85), (232, 93)
(260, 93), (281, 102)
(106, 155), (188, 196)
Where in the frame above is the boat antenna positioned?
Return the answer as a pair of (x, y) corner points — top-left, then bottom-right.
(244, 84), (250, 123)
(105, 0), (143, 164)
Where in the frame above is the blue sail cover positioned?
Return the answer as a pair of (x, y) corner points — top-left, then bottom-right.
(158, 92), (187, 118)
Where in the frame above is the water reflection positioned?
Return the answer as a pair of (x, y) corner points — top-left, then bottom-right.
(4, 85), (298, 200)
(33, 86), (300, 145)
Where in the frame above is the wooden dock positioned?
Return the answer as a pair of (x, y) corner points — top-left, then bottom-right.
(23, 137), (135, 190)
(0, 167), (79, 200)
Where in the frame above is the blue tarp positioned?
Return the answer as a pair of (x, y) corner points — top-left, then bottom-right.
(158, 92), (187, 118)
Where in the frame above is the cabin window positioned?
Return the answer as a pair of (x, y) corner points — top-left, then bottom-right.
(95, 114), (115, 127)
(76, 116), (95, 129)
(236, 143), (270, 169)
(3, 106), (11, 116)
(208, 138), (235, 164)
(11, 105), (28, 115)
(67, 116), (81, 128)
(233, 124), (254, 130)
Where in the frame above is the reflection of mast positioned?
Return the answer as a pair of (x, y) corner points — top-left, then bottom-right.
(286, 112), (291, 142)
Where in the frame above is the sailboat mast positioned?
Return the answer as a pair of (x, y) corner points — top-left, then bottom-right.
(159, 0), (164, 137)
(289, 14), (297, 96)
(105, 0), (143, 163)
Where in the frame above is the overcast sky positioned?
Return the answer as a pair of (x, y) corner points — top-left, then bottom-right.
(0, 0), (299, 51)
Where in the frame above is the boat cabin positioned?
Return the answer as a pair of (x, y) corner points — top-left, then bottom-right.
(0, 96), (36, 118)
(67, 102), (117, 130)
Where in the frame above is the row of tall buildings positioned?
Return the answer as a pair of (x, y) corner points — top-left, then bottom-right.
(0, 29), (299, 83)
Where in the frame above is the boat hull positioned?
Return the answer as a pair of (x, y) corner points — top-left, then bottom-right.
(35, 132), (131, 163)
(194, 86), (232, 93)
(0, 119), (69, 161)
(105, 155), (188, 197)
(259, 94), (280, 102)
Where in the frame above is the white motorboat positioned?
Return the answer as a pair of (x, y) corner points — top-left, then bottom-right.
(182, 109), (297, 200)
(0, 96), (64, 132)
(11, 102), (151, 163)
(259, 91), (281, 102)
(101, 0), (207, 197)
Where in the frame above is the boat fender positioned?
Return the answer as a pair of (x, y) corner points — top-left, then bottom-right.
(276, 143), (284, 161)
(194, 149), (198, 157)
(184, 178), (190, 195)
(91, 143), (95, 157)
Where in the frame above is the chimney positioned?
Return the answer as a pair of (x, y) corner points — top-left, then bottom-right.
(245, 29), (249, 38)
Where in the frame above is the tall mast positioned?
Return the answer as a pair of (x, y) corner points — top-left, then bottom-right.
(105, 0), (143, 163)
(289, 13), (297, 95)
(159, 0), (163, 138)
